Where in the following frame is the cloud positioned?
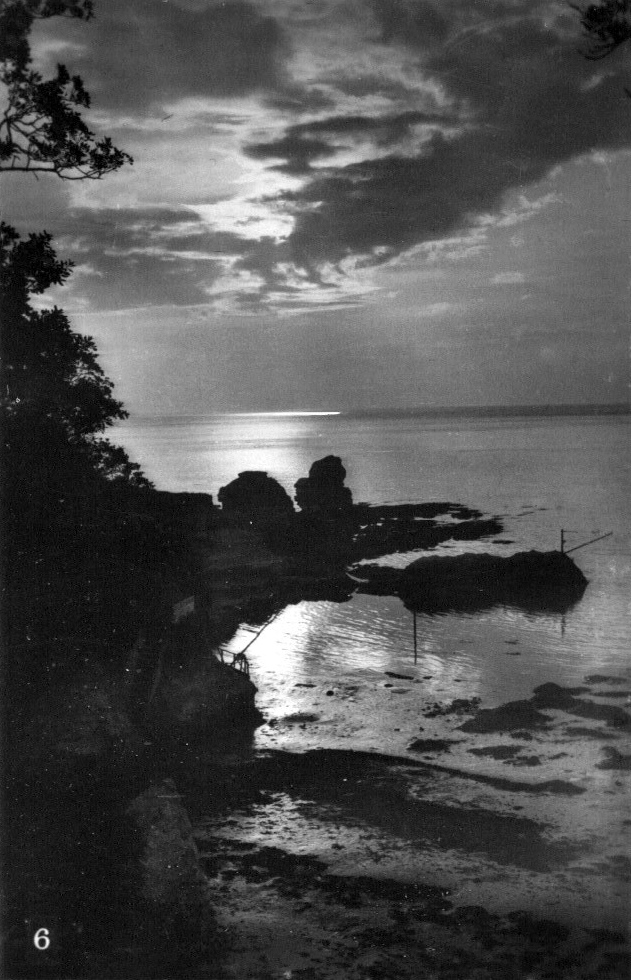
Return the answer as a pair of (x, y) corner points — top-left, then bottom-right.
(371, 0), (450, 47)
(23, 0), (631, 319)
(284, 134), (510, 268)
(37, 206), (255, 311)
(32, 0), (292, 112)
(245, 131), (336, 174)
(244, 109), (456, 172)
(261, 2), (631, 278)
(36, 203), (361, 315)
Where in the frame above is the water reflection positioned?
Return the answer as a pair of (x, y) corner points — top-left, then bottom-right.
(402, 590), (586, 617)
(224, 583), (630, 750)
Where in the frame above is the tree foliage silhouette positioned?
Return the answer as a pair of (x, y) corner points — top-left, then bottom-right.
(572, 0), (631, 60)
(0, 221), (149, 493)
(0, 0), (132, 178)
(0, 1), (147, 498)
(0, 2), (156, 662)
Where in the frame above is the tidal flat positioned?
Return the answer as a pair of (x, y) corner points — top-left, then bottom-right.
(176, 667), (631, 979)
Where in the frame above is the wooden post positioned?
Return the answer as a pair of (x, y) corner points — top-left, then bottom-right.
(560, 528), (565, 554)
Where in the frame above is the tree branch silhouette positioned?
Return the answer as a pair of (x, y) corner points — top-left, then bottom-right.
(0, 0), (132, 177)
(571, 0), (631, 60)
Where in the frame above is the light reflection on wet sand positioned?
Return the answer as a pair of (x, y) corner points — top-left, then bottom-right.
(220, 585), (631, 933)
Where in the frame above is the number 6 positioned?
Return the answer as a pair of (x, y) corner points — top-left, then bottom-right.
(33, 928), (50, 950)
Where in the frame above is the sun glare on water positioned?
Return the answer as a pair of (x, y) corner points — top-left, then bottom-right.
(229, 411), (341, 417)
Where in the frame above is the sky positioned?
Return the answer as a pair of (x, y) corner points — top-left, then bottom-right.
(2, 0), (631, 413)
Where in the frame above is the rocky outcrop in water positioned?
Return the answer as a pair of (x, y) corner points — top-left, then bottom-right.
(218, 470), (294, 520)
(294, 455), (353, 513)
(398, 550), (588, 614)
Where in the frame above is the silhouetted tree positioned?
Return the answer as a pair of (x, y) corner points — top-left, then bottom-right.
(0, 221), (149, 494)
(0, 1), (144, 499)
(572, 0), (631, 59)
(0, 0), (132, 178)
(0, 2), (156, 665)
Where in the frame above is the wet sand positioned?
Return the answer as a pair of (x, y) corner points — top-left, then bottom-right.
(180, 670), (631, 979)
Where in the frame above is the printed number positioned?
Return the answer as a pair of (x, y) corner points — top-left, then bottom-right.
(33, 928), (50, 950)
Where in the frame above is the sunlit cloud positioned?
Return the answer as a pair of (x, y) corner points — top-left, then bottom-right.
(8, 0), (629, 409)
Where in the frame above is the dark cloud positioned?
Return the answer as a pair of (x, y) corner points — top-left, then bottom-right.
(268, 5), (631, 273)
(72, 253), (222, 310)
(245, 132), (334, 174)
(295, 110), (449, 136)
(286, 135), (501, 267)
(326, 73), (430, 103)
(37, 0), (291, 110)
(371, 0), (450, 47)
(263, 85), (335, 114)
(40, 206), (266, 311)
(244, 110), (454, 172)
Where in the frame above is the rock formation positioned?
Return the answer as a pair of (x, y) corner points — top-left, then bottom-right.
(294, 455), (353, 513)
(218, 471), (294, 520)
(399, 550), (588, 614)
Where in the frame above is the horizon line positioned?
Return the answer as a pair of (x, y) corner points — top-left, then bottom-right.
(120, 401), (630, 422)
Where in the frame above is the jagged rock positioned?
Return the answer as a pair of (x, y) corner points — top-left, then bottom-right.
(218, 470), (294, 520)
(294, 455), (353, 513)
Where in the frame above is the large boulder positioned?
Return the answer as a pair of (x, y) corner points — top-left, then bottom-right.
(218, 471), (294, 520)
(294, 455), (353, 514)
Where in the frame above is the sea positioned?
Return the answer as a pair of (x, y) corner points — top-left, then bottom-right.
(115, 409), (631, 930)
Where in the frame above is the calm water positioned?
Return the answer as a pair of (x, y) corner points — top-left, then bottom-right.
(117, 410), (631, 682)
(116, 411), (631, 927)
(115, 410), (631, 706)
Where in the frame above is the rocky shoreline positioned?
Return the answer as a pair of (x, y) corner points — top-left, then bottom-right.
(5, 455), (616, 978)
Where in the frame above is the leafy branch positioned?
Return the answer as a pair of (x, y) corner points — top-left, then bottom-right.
(0, 0), (131, 178)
